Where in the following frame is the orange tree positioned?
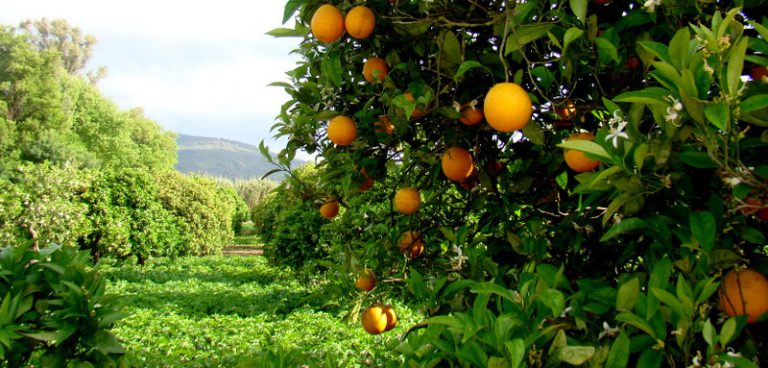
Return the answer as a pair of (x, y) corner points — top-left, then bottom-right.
(265, 0), (768, 366)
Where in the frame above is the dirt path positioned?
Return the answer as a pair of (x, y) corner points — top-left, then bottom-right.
(222, 245), (263, 256)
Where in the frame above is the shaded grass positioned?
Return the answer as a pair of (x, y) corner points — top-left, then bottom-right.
(102, 256), (418, 367)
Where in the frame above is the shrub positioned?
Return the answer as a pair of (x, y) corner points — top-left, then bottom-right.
(154, 171), (235, 256)
(0, 162), (89, 249)
(0, 242), (125, 367)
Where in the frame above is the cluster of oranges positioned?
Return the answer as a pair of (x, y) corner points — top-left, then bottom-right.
(309, 2), (622, 334)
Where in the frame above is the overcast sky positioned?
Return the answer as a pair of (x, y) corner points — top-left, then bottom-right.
(1, 0), (302, 155)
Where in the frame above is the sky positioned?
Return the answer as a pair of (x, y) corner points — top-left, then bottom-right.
(0, 0), (303, 156)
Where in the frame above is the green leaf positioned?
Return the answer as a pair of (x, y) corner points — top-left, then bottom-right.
(613, 88), (670, 106)
(555, 171), (568, 190)
(595, 38), (620, 64)
(678, 150), (718, 169)
(522, 121), (545, 145)
(606, 332), (630, 368)
(488, 357), (510, 368)
(569, 0), (587, 23)
(704, 101), (729, 131)
(636, 349), (663, 368)
(505, 24), (555, 55)
(669, 28), (691, 70)
(727, 37), (748, 96)
(702, 319), (716, 347)
(740, 95), (768, 113)
(428, 315), (464, 330)
(320, 56), (343, 87)
(455, 61), (492, 78)
(647, 257), (672, 318)
(651, 287), (688, 319)
(615, 312), (657, 338)
(741, 227), (766, 245)
(505, 339), (526, 368)
(557, 346), (595, 365)
(690, 211), (716, 252)
(439, 30), (461, 70)
(539, 289), (565, 317)
(282, 0), (305, 24)
(600, 218), (648, 242)
(94, 331), (125, 354)
(558, 140), (611, 161)
(266, 27), (300, 37)
(471, 282), (517, 303)
(638, 41), (672, 64)
(562, 27), (584, 56)
(720, 318), (738, 347)
(616, 277), (640, 312)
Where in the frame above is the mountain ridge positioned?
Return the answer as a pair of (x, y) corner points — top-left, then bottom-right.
(175, 134), (301, 180)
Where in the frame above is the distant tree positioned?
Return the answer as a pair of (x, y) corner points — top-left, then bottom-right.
(18, 18), (96, 75)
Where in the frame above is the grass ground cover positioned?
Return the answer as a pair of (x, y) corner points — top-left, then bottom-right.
(101, 255), (418, 367)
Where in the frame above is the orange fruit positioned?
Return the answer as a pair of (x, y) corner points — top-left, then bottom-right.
(403, 92), (425, 118)
(373, 115), (394, 135)
(459, 104), (484, 126)
(358, 168), (374, 192)
(319, 200), (339, 219)
(361, 304), (388, 334)
(441, 147), (474, 182)
(555, 99), (576, 121)
(310, 4), (345, 43)
(327, 115), (357, 146)
(363, 57), (388, 83)
(355, 268), (376, 291)
(394, 187), (420, 215)
(758, 207), (768, 221)
(382, 305), (397, 331)
(483, 82), (532, 132)
(399, 230), (424, 259)
(563, 132), (600, 172)
(345, 5), (375, 39)
(751, 66), (768, 82)
(718, 268), (768, 323)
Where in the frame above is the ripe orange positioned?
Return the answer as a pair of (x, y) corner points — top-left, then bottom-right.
(345, 5), (375, 39)
(373, 115), (394, 135)
(555, 99), (576, 121)
(718, 268), (768, 323)
(563, 133), (600, 172)
(319, 200), (339, 219)
(310, 4), (345, 43)
(327, 115), (357, 146)
(363, 57), (388, 83)
(441, 147), (474, 182)
(459, 104), (484, 126)
(751, 66), (768, 82)
(399, 230), (424, 259)
(355, 268), (376, 291)
(358, 168), (374, 192)
(382, 304), (397, 331)
(361, 304), (388, 334)
(483, 82), (532, 132)
(403, 92), (425, 118)
(394, 187), (420, 215)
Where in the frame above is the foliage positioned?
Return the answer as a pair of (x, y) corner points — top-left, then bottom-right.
(101, 255), (419, 367)
(0, 162), (89, 249)
(269, 0), (768, 366)
(253, 164), (331, 267)
(0, 242), (125, 367)
(18, 18), (98, 75)
(233, 178), (277, 209)
(82, 168), (186, 262)
(155, 171), (237, 256)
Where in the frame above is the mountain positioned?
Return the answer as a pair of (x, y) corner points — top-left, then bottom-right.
(175, 134), (303, 180)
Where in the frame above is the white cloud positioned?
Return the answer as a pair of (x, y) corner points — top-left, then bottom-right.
(0, 0), (307, 154)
